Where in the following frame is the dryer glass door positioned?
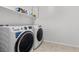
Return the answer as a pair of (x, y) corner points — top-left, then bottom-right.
(37, 28), (43, 41)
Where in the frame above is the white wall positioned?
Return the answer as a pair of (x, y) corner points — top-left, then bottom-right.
(0, 6), (35, 25)
(35, 6), (79, 47)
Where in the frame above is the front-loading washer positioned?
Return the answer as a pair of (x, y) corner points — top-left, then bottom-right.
(33, 25), (43, 50)
(0, 25), (34, 52)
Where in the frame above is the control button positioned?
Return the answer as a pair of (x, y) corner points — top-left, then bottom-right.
(0, 25), (4, 26)
(29, 26), (32, 29)
(24, 27), (27, 30)
(12, 27), (14, 30)
(5, 25), (9, 26)
(21, 28), (23, 30)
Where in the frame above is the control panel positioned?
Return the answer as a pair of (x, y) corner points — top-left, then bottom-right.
(9, 26), (32, 31)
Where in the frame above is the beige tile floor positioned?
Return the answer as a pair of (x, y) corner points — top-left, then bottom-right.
(34, 41), (79, 52)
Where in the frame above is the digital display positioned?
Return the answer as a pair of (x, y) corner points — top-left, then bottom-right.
(15, 32), (21, 38)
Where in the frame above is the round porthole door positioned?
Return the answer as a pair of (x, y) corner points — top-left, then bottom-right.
(37, 28), (43, 41)
(15, 31), (34, 52)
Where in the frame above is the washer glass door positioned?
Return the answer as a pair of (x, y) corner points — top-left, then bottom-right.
(15, 31), (34, 52)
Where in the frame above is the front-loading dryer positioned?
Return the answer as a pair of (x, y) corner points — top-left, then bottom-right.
(0, 25), (34, 52)
(33, 25), (43, 50)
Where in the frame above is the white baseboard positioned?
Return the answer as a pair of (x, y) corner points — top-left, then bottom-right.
(44, 40), (79, 48)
